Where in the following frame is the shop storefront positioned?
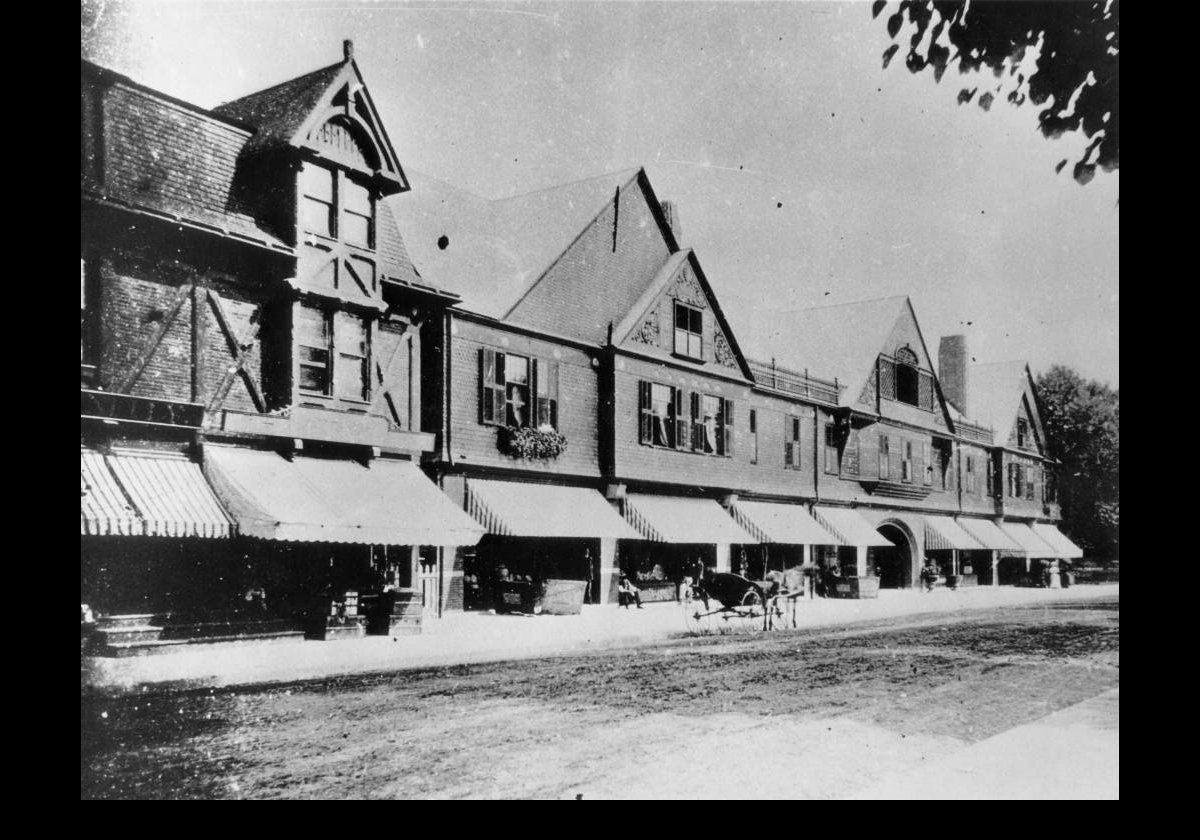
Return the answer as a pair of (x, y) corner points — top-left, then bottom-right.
(462, 479), (638, 611)
(998, 521), (1059, 586)
(923, 515), (985, 587)
(728, 500), (837, 582)
(203, 445), (484, 637)
(619, 494), (756, 600)
(811, 506), (894, 597)
(957, 517), (1022, 586)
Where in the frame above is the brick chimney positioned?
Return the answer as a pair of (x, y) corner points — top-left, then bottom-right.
(343, 39), (355, 61)
(659, 200), (682, 244)
(939, 335), (969, 414)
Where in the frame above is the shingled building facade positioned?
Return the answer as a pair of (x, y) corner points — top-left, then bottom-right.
(81, 46), (1080, 650)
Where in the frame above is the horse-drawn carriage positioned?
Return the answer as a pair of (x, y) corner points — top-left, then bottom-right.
(681, 568), (807, 633)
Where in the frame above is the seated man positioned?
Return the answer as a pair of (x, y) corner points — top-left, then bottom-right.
(617, 575), (644, 609)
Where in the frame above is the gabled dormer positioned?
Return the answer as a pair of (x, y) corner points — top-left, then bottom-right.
(614, 248), (753, 380)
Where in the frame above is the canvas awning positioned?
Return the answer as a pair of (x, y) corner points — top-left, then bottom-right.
(957, 518), (1022, 551)
(204, 446), (484, 545)
(998, 521), (1058, 556)
(465, 479), (639, 539)
(81, 448), (232, 538)
(622, 495), (755, 544)
(106, 449), (234, 538)
(730, 501), (839, 545)
(81, 449), (141, 536)
(1031, 523), (1084, 559)
(924, 516), (984, 551)
(811, 506), (894, 547)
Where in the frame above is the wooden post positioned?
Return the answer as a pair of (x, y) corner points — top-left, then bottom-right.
(715, 543), (731, 573)
(991, 550), (999, 587)
(598, 538), (619, 605)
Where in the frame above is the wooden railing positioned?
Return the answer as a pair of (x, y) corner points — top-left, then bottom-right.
(955, 418), (995, 444)
(747, 358), (842, 405)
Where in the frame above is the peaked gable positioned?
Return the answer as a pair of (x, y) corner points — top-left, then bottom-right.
(214, 55), (407, 194)
(615, 249), (752, 378)
(856, 298), (955, 428)
(969, 361), (1047, 451)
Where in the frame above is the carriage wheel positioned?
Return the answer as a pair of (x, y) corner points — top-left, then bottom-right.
(733, 590), (765, 633)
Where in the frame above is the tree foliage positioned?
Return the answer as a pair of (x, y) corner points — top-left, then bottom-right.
(1035, 365), (1119, 562)
(873, 1), (1119, 184)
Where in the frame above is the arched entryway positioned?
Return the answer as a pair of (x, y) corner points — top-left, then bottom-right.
(874, 521), (915, 589)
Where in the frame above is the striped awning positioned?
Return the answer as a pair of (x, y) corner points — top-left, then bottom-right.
(204, 446), (484, 546)
(106, 449), (233, 538)
(812, 506), (894, 547)
(1032, 523), (1084, 559)
(623, 495), (755, 544)
(957, 518), (1022, 551)
(81, 449), (140, 536)
(466, 480), (638, 539)
(999, 521), (1058, 556)
(730, 501), (838, 545)
(924, 516), (984, 551)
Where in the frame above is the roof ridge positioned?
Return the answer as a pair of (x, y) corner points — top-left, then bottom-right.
(213, 60), (345, 113)
(491, 167), (641, 203)
(781, 293), (909, 315)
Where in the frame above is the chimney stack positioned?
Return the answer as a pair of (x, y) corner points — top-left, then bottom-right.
(939, 335), (969, 414)
(659, 200), (682, 244)
(343, 39), (355, 61)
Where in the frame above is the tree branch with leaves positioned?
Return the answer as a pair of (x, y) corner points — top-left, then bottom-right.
(873, 0), (1118, 184)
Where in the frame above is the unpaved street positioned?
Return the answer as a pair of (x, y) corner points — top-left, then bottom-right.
(81, 597), (1118, 799)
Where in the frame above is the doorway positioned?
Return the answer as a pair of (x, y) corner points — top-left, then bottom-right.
(875, 522), (913, 589)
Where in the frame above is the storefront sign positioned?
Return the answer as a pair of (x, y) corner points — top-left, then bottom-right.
(81, 389), (205, 429)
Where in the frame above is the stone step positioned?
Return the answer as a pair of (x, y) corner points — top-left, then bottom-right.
(93, 626), (164, 645)
(96, 614), (157, 630)
(99, 630), (306, 658)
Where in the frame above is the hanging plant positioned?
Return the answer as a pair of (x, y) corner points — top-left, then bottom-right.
(498, 426), (568, 460)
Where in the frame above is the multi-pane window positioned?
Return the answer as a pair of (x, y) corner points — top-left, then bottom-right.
(1017, 417), (1030, 448)
(650, 383), (675, 447)
(341, 179), (373, 248)
(689, 393), (733, 456)
(504, 354), (530, 427)
(481, 349), (559, 430)
(1025, 464), (1037, 501)
(297, 305), (370, 401)
(878, 434), (891, 480)
(300, 162), (375, 248)
(824, 423), (840, 475)
(300, 164), (336, 239)
(1007, 462), (1023, 498)
(901, 440), (914, 483)
(673, 301), (703, 359)
(297, 305), (332, 395)
(334, 311), (369, 401)
(749, 409), (758, 465)
(785, 416), (802, 469)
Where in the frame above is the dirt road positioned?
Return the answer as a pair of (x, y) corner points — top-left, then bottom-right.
(81, 597), (1119, 799)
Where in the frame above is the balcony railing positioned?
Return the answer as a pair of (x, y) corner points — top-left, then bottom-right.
(955, 418), (995, 444)
(747, 358), (842, 405)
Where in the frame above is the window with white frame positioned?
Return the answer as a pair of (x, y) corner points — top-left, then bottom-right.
(673, 301), (703, 359)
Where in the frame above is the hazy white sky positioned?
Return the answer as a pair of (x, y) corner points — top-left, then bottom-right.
(82, 0), (1119, 387)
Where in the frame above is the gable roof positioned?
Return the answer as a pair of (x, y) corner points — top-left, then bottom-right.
(212, 62), (345, 155)
(733, 295), (910, 406)
(968, 361), (1042, 446)
(213, 54), (407, 193)
(391, 167), (643, 321)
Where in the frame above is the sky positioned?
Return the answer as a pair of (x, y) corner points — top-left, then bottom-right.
(82, 0), (1120, 387)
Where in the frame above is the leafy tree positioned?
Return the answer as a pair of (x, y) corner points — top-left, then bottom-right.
(873, 1), (1119, 184)
(1035, 365), (1119, 563)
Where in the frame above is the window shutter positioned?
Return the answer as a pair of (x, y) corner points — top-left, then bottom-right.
(784, 417), (794, 468)
(690, 392), (701, 451)
(672, 388), (686, 450)
(878, 435), (889, 480)
(722, 398), (734, 457)
(919, 371), (934, 411)
(878, 357), (897, 400)
(638, 381), (651, 444)
(480, 348), (495, 425)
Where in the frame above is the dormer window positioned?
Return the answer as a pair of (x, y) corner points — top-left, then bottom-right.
(299, 162), (374, 249)
(673, 301), (703, 360)
(894, 347), (920, 406)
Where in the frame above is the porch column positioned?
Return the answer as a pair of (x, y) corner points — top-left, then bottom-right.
(855, 545), (868, 578)
(990, 550), (999, 588)
(715, 543), (731, 573)
(597, 538), (619, 605)
(952, 549), (960, 576)
(802, 544), (813, 598)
